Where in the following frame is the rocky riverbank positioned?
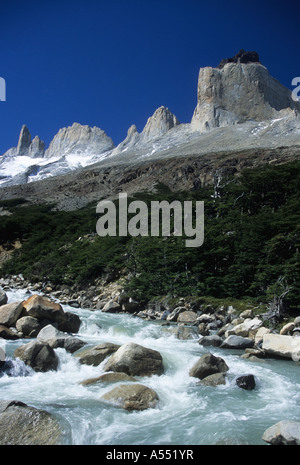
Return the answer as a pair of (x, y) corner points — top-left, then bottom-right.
(0, 275), (300, 445)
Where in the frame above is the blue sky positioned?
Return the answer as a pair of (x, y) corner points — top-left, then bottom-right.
(0, 0), (299, 154)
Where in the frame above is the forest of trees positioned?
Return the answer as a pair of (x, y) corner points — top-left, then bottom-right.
(0, 161), (299, 312)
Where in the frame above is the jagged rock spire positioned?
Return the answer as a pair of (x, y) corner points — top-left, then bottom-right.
(191, 51), (300, 131)
(16, 125), (31, 155)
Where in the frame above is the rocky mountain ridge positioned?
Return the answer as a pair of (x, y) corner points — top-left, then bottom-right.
(0, 50), (300, 203)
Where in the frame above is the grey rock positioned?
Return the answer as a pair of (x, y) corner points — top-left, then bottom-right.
(76, 342), (120, 366)
(173, 326), (199, 340)
(80, 372), (137, 386)
(37, 324), (85, 353)
(199, 334), (223, 347)
(102, 300), (121, 313)
(236, 374), (256, 390)
(0, 400), (64, 445)
(0, 289), (8, 306)
(100, 383), (159, 411)
(166, 306), (186, 322)
(189, 353), (229, 380)
(14, 340), (58, 372)
(262, 420), (300, 445)
(197, 372), (227, 386)
(16, 316), (42, 337)
(177, 310), (198, 323)
(104, 342), (164, 376)
(221, 335), (254, 349)
(0, 301), (24, 327)
(262, 333), (300, 360)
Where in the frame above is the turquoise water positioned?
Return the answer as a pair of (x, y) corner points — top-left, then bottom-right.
(1, 289), (300, 445)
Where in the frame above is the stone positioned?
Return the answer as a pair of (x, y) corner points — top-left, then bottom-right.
(221, 335), (254, 350)
(236, 374), (256, 390)
(197, 372), (226, 387)
(76, 342), (120, 366)
(37, 324), (85, 353)
(262, 420), (300, 445)
(56, 311), (81, 333)
(100, 383), (159, 411)
(280, 322), (295, 335)
(262, 333), (300, 360)
(14, 340), (59, 372)
(22, 294), (65, 324)
(0, 400), (64, 445)
(0, 289), (8, 306)
(22, 294), (80, 333)
(254, 326), (270, 345)
(166, 306), (186, 322)
(0, 301), (24, 327)
(0, 324), (19, 340)
(16, 316), (42, 337)
(173, 326), (198, 340)
(198, 335), (223, 347)
(177, 311), (198, 323)
(239, 309), (253, 319)
(189, 353), (229, 380)
(231, 318), (263, 338)
(102, 300), (121, 313)
(197, 314), (214, 324)
(104, 342), (164, 376)
(80, 372), (137, 386)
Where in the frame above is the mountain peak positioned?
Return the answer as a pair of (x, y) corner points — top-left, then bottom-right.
(141, 106), (180, 139)
(16, 125), (31, 155)
(191, 55), (300, 131)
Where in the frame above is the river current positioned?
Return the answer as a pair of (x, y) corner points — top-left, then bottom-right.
(0, 288), (299, 445)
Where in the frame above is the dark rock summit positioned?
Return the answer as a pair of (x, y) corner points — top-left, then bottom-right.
(218, 49), (260, 68)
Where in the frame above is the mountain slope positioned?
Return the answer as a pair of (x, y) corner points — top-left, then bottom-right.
(0, 50), (299, 198)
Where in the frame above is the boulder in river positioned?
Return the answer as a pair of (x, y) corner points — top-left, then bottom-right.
(75, 342), (120, 366)
(100, 383), (159, 411)
(37, 324), (86, 353)
(104, 342), (164, 376)
(236, 374), (256, 390)
(0, 302), (24, 327)
(221, 335), (254, 350)
(177, 311), (198, 323)
(199, 335), (223, 347)
(262, 420), (300, 445)
(14, 340), (59, 372)
(0, 400), (64, 445)
(189, 353), (229, 380)
(22, 294), (80, 332)
(0, 289), (8, 306)
(81, 372), (137, 386)
(15, 316), (42, 337)
(197, 372), (227, 387)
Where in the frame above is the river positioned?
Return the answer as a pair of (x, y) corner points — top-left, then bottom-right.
(0, 288), (299, 445)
